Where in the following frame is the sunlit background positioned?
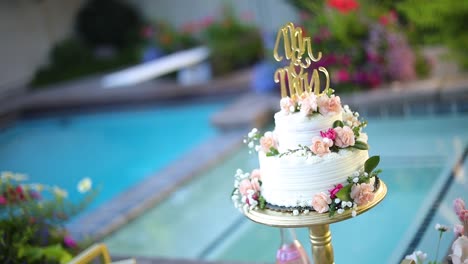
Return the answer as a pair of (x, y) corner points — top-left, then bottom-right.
(0, 0), (467, 263)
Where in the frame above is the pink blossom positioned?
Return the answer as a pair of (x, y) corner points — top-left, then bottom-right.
(239, 179), (253, 196)
(320, 128), (337, 140)
(336, 69), (350, 83)
(251, 178), (261, 192)
(312, 192), (332, 213)
(240, 11), (254, 21)
(260, 132), (278, 153)
(329, 184), (343, 199)
(460, 210), (468, 222)
(64, 235), (77, 248)
(310, 136), (332, 157)
(280, 97), (296, 114)
(350, 182), (375, 206)
(454, 224), (465, 237)
(201, 16), (215, 28)
(334, 126), (355, 148)
(317, 95), (342, 116)
(454, 198), (466, 220)
(0, 196), (6, 205)
(299, 93), (318, 116)
(250, 169), (261, 181)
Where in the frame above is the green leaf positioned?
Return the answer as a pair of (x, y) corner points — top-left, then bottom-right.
(352, 141), (368, 150)
(364, 156), (380, 174)
(259, 196), (266, 209)
(266, 147), (279, 157)
(333, 120), (344, 128)
(336, 184), (352, 201)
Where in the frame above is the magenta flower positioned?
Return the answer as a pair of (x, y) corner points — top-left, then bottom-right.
(64, 235), (77, 248)
(0, 195), (6, 205)
(320, 128), (337, 140)
(329, 184), (343, 199)
(336, 69), (350, 82)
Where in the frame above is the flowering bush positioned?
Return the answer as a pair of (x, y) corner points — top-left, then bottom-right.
(405, 198), (468, 264)
(286, 0), (431, 92)
(199, 7), (263, 76)
(0, 172), (96, 264)
(143, 22), (200, 55)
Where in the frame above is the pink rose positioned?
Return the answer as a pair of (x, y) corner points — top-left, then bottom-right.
(317, 95), (342, 116)
(334, 126), (355, 148)
(329, 184), (343, 199)
(320, 128), (337, 140)
(251, 178), (261, 192)
(299, 93), (317, 116)
(350, 182), (375, 206)
(310, 136), (332, 157)
(239, 179), (253, 196)
(260, 132), (278, 153)
(454, 198), (466, 221)
(454, 224), (465, 237)
(250, 169), (261, 181)
(280, 97), (296, 114)
(312, 192), (332, 213)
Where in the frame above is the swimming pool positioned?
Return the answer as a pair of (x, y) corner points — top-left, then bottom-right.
(104, 114), (468, 263)
(0, 99), (227, 210)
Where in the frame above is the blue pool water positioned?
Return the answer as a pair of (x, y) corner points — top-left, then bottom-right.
(0, 100), (227, 209)
(104, 114), (468, 263)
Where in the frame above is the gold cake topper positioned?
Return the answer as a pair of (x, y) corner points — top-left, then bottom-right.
(273, 22), (330, 98)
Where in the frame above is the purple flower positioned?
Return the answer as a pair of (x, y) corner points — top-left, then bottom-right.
(64, 235), (77, 248)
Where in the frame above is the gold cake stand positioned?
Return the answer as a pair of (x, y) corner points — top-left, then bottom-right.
(243, 180), (387, 264)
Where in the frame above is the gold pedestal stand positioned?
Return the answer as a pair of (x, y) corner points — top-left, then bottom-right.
(243, 181), (387, 264)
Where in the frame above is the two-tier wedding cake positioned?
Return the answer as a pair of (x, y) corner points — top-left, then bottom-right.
(231, 22), (382, 217)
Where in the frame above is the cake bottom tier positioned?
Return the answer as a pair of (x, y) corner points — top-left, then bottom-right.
(258, 149), (369, 207)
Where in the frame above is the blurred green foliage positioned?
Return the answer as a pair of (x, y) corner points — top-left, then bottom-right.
(152, 22), (200, 54)
(397, 0), (468, 69)
(202, 7), (263, 76)
(75, 0), (142, 49)
(30, 39), (140, 89)
(30, 0), (143, 89)
(0, 173), (96, 264)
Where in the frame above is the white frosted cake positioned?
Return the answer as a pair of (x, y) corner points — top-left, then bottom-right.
(231, 22), (382, 217)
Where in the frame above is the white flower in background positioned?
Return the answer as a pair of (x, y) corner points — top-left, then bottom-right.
(29, 183), (44, 192)
(53, 186), (68, 198)
(351, 210), (357, 217)
(303, 209), (310, 214)
(405, 250), (427, 264)
(1, 171), (28, 181)
(435, 223), (449, 232)
(337, 208), (344, 214)
(293, 209), (299, 216)
(450, 235), (468, 264)
(77, 177), (92, 193)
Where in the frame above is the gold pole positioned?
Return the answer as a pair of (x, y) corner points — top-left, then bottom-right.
(309, 224), (334, 264)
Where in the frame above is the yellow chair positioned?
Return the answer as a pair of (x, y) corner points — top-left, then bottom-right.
(68, 243), (135, 264)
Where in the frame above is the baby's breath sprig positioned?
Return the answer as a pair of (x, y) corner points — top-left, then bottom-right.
(243, 128), (261, 154)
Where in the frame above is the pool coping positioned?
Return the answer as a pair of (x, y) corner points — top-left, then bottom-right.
(66, 129), (246, 241)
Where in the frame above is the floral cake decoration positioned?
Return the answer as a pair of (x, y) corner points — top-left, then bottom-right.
(232, 91), (382, 217)
(231, 22), (382, 218)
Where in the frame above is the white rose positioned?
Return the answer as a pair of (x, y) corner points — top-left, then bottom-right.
(451, 236), (468, 264)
